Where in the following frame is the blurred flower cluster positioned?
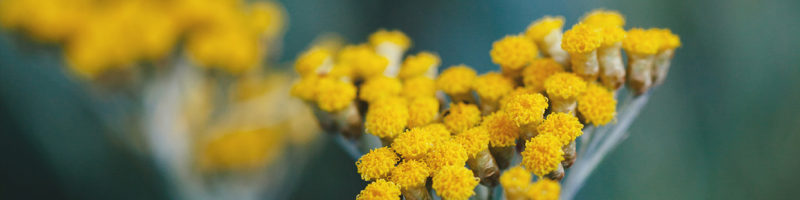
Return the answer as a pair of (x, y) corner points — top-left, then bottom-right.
(291, 9), (680, 200)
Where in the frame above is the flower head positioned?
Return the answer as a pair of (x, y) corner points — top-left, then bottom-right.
(598, 25), (626, 47)
(561, 23), (603, 54)
(356, 179), (401, 200)
(578, 84), (617, 126)
(401, 76), (436, 100)
(201, 128), (283, 171)
(525, 16), (566, 42)
(443, 103), (482, 134)
(407, 96), (439, 128)
(290, 76), (320, 101)
(453, 126), (490, 158)
(339, 44), (388, 78)
(651, 28), (681, 51)
(526, 179), (561, 200)
(490, 35), (539, 70)
(521, 134), (564, 176)
(392, 128), (436, 160)
(369, 29), (412, 50)
(399, 51), (441, 79)
(356, 147), (400, 181)
(360, 76), (402, 103)
(248, 1), (286, 39)
(523, 58), (564, 92)
(622, 28), (660, 55)
(483, 111), (520, 147)
(426, 140), (468, 173)
(581, 9), (626, 28)
(316, 78), (356, 112)
(436, 65), (477, 95)
(505, 93), (549, 126)
(537, 112), (584, 146)
(474, 72), (515, 101)
(390, 160), (431, 189)
(500, 166), (532, 191)
(365, 101), (409, 138)
(432, 166), (479, 200)
(421, 123), (452, 142)
(294, 47), (330, 77)
(544, 72), (587, 100)
(499, 87), (537, 111)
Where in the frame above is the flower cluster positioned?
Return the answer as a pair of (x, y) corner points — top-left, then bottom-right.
(292, 9), (679, 200)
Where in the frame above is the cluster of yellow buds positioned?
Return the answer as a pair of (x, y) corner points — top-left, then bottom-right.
(292, 8), (679, 200)
(0, 0), (286, 79)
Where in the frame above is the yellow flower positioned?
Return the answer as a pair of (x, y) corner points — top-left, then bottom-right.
(365, 100), (409, 138)
(432, 166), (479, 200)
(597, 25), (626, 47)
(392, 128), (436, 160)
(500, 166), (532, 191)
(200, 127), (284, 171)
(544, 72), (587, 100)
(399, 51), (440, 79)
(186, 23), (260, 74)
(360, 76), (402, 103)
(420, 123), (452, 142)
(523, 58), (564, 93)
(581, 9), (626, 28)
(248, 1), (286, 39)
(561, 23), (603, 54)
(356, 179), (401, 200)
(436, 65), (477, 95)
(338, 44), (388, 79)
(505, 93), (549, 126)
(369, 29), (412, 50)
(521, 134), (564, 177)
(290, 76), (320, 101)
(453, 126), (490, 158)
(356, 147), (400, 181)
(390, 160), (431, 189)
(483, 111), (520, 147)
(537, 112), (584, 146)
(443, 103), (482, 134)
(622, 28), (661, 55)
(490, 35), (539, 71)
(499, 87), (537, 111)
(294, 47), (331, 77)
(525, 16), (565, 43)
(526, 179), (561, 200)
(316, 78), (357, 112)
(401, 76), (437, 100)
(474, 72), (515, 101)
(426, 140), (468, 173)
(650, 28), (682, 51)
(407, 96), (439, 128)
(578, 84), (617, 126)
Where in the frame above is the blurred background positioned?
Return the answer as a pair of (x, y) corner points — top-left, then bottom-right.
(1, 0), (800, 199)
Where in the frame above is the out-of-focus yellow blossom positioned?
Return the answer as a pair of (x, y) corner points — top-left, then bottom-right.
(581, 9), (625, 28)
(401, 77), (437, 100)
(523, 58), (564, 92)
(442, 103), (482, 134)
(360, 76), (403, 103)
(356, 179), (402, 200)
(200, 127), (285, 171)
(294, 47), (331, 77)
(369, 29), (412, 51)
(249, 1), (287, 40)
(398, 52), (440, 79)
(407, 96), (439, 128)
(525, 16), (565, 43)
(526, 179), (561, 200)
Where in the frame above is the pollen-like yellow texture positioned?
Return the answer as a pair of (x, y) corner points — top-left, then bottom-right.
(407, 96), (439, 128)
(544, 72), (587, 100)
(421, 123), (452, 142)
(500, 166), (532, 191)
(499, 87), (537, 111)
(561, 23), (603, 54)
(598, 25), (626, 47)
(622, 28), (660, 55)
(521, 134), (564, 177)
(426, 140), (468, 173)
(370, 96), (409, 110)
(578, 84), (617, 126)
(526, 179), (561, 200)
(392, 128), (436, 160)
(294, 47), (330, 77)
(369, 29), (412, 50)
(401, 76), (436, 100)
(651, 28), (681, 51)
(454, 126), (490, 158)
(436, 65), (477, 95)
(356, 147), (400, 181)
(525, 16), (566, 42)
(360, 76), (402, 103)
(338, 44), (388, 79)
(356, 179), (402, 200)
(537, 112), (584, 146)
(505, 93), (549, 126)
(490, 35), (539, 70)
(316, 78), (356, 112)
(523, 58), (564, 92)
(390, 159), (431, 189)
(290, 76), (320, 101)
(365, 101), (409, 138)
(581, 9), (626, 28)
(399, 51), (441, 79)
(327, 63), (355, 78)
(432, 166), (479, 200)
(443, 103), (482, 134)
(483, 111), (520, 147)
(474, 72), (515, 101)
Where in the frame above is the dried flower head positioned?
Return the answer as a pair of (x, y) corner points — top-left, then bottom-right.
(436, 65), (477, 95)
(401, 76), (436, 100)
(622, 28), (660, 55)
(294, 47), (330, 77)
(581, 9), (626, 28)
(578, 84), (617, 126)
(525, 16), (566, 42)
(365, 101), (409, 138)
(360, 76), (402, 103)
(505, 93), (549, 126)
(426, 140), (468, 173)
(356, 179), (401, 200)
(521, 134), (564, 177)
(526, 179), (561, 200)
(356, 147), (400, 181)
(369, 29), (412, 50)
(490, 35), (539, 70)
(316, 78), (356, 112)
(392, 128), (436, 160)
(432, 166), (479, 200)
(407, 96), (439, 128)
(290, 75), (320, 101)
(483, 111), (520, 147)
(443, 102), (482, 134)
(561, 23), (603, 54)
(453, 126), (490, 158)
(390, 159), (431, 189)
(544, 72), (587, 100)
(474, 72), (515, 101)
(598, 25), (626, 47)
(500, 166), (532, 191)
(537, 112), (584, 146)
(650, 28), (681, 51)
(399, 51), (440, 79)
(421, 123), (452, 142)
(523, 58), (564, 92)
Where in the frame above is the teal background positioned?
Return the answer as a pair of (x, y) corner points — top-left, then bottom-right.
(1, 0), (799, 199)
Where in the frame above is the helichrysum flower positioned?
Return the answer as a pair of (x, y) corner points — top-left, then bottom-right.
(523, 58), (565, 93)
(652, 28), (682, 52)
(622, 28), (661, 55)
(526, 179), (560, 200)
(521, 134), (564, 177)
(407, 96), (439, 128)
(525, 16), (565, 44)
(436, 65), (477, 99)
(544, 72), (587, 101)
(581, 9), (626, 28)
(201, 128), (283, 171)
(561, 23), (603, 80)
(426, 140), (468, 173)
(399, 51), (441, 79)
(356, 147), (400, 181)
(360, 76), (403, 103)
(356, 179), (402, 200)
(290, 76), (321, 101)
(623, 28), (661, 94)
(316, 78), (357, 112)
(591, 24), (627, 90)
(483, 111), (520, 147)
(453, 126), (490, 158)
(499, 87), (537, 111)
(339, 44), (389, 79)
(248, 1), (286, 40)
(651, 28), (681, 86)
(443, 103), (482, 134)
(369, 29), (412, 51)
(474, 72), (515, 101)
(432, 166), (479, 200)
(491, 35), (539, 74)
(578, 84), (617, 126)
(401, 76), (437, 100)
(392, 128), (436, 160)
(537, 112), (584, 146)
(365, 100), (409, 138)
(390, 160), (431, 189)
(524, 16), (569, 67)
(421, 123), (452, 142)
(500, 166), (532, 200)
(505, 93), (549, 126)
(294, 47), (331, 77)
